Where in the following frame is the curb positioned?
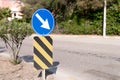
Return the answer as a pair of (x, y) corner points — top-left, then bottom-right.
(30, 34), (120, 39)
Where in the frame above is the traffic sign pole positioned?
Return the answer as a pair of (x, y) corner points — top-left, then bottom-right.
(42, 70), (46, 80)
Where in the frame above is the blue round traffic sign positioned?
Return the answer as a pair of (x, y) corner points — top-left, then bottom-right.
(31, 8), (55, 35)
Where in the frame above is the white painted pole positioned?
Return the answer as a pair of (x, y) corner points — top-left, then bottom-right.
(42, 70), (46, 80)
(103, 0), (107, 37)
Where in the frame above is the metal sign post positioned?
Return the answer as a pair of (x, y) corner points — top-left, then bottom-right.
(42, 70), (46, 80)
(103, 0), (107, 37)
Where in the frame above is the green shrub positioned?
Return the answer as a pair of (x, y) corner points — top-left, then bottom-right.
(57, 18), (103, 35)
(0, 8), (10, 20)
(0, 19), (33, 64)
(106, 4), (120, 35)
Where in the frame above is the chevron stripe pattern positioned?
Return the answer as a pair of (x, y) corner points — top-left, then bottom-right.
(33, 36), (53, 70)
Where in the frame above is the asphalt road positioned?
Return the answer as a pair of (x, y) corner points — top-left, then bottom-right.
(1, 35), (120, 80)
(52, 35), (120, 80)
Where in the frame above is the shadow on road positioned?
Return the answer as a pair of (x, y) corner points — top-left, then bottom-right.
(0, 47), (5, 49)
(38, 61), (60, 78)
(0, 47), (6, 53)
(21, 55), (33, 62)
(21, 55), (60, 79)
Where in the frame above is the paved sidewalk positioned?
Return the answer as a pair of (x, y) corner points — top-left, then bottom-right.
(31, 34), (120, 37)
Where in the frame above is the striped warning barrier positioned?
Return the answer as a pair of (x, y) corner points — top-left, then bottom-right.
(33, 36), (53, 70)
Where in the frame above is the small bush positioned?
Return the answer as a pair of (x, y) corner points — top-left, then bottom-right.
(0, 19), (33, 64)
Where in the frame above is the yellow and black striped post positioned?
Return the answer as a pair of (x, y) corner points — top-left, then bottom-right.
(33, 36), (53, 70)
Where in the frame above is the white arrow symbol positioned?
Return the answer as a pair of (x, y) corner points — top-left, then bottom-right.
(35, 13), (50, 30)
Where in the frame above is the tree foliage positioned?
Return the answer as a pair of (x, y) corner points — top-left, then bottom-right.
(21, 0), (120, 35)
(21, 0), (51, 23)
(0, 8), (10, 20)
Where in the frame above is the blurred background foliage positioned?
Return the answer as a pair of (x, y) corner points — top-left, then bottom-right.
(1, 0), (120, 35)
(21, 0), (120, 35)
(0, 8), (11, 20)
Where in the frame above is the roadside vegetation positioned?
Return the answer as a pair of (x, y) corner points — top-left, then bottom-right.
(0, 8), (33, 64)
(21, 0), (120, 35)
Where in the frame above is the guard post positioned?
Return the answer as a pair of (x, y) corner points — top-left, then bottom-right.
(31, 8), (55, 80)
